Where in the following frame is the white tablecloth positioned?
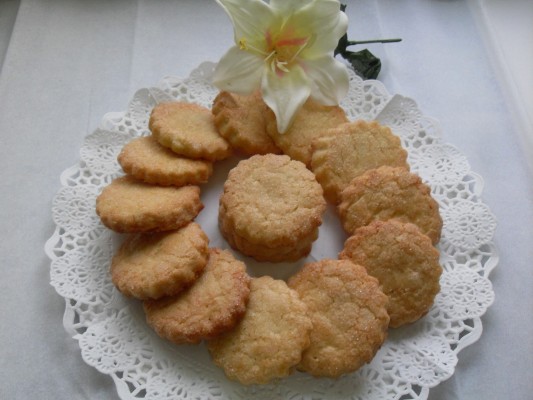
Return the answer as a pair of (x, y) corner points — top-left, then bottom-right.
(1, 0), (532, 399)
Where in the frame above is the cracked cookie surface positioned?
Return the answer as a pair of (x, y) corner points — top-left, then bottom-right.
(288, 259), (389, 378)
(207, 276), (312, 385)
(338, 166), (442, 244)
(219, 154), (326, 262)
(311, 120), (409, 204)
(144, 248), (251, 344)
(340, 220), (442, 328)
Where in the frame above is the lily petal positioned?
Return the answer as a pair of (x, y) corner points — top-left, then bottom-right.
(216, 0), (275, 50)
(270, 0), (313, 14)
(261, 64), (311, 133)
(213, 46), (264, 93)
(304, 56), (349, 105)
(292, 0), (348, 58)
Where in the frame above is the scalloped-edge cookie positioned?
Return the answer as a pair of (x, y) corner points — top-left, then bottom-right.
(265, 98), (348, 166)
(207, 276), (312, 385)
(144, 248), (251, 344)
(111, 222), (209, 300)
(149, 101), (232, 161)
(219, 154), (326, 262)
(288, 259), (389, 378)
(96, 176), (203, 233)
(311, 120), (409, 204)
(338, 166), (442, 244)
(118, 136), (213, 186)
(339, 220), (442, 328)
(212, 91), (281, 155)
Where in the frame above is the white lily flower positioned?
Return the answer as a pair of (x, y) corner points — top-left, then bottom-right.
(213, 0), (349, 133)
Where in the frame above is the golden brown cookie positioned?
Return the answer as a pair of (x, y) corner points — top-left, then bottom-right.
(117, 136), (213, 186)
(149, 101), (231, 161)
(219, 154), (326, 262)
(110, 222), (209, 300)
(144, 248), (251, 344)
(95, 176), (203, 233)
(212, 91), (281, 155)
(338, 166), (442, 244)
(339, 220), (442, 328)
(265, 98), (348, 166)
(287, 259), (389, 378)
(311, 120), (409, 204)
(207, 276), (312, 385)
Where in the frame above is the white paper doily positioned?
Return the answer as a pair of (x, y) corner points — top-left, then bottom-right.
(45, 62), (497, 400)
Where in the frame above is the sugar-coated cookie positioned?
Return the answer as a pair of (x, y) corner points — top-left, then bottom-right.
(340, 220), (442, 327)
(212, 91), (281, 155)
(96, 176), (203, 233)
(207, 276), (312, 385)
(118, 136), (213, 186)
(288, 259), (389, 378)
(144, 248), (250, 344)
(149, 101), (231, 161)
(265, 98), (348, 166)
(311, 120), (409, 204)
(338, 166), (442, 244)
(219, 154), (326, 262)
(111, 222), (209, 300)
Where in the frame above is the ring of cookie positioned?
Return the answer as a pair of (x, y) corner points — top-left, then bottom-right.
(96, 96), (444, 385)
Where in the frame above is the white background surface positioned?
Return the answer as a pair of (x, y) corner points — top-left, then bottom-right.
(0, 0), (532, 399)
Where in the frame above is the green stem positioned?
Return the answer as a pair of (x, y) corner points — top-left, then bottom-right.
(347, 38), (402, 46)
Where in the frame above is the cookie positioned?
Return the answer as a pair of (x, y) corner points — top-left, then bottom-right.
(265, 98), (348, 166)
(219, 205), (318, 262)
(110, 222), (209, 300)
(287, 259), (389, 378)
(339, 220), (442, 327)
(219, 154), (326, 262)
(96, 175), (203, 233)
(118, 136), (213, 186)
(311, 120), (409, 204)
(212, 91), (280, 155)
(207, 276), (312, 385)
(338, 166), (442, 244)
(144, 248), (251, 344)
(149, 101), (232, 161)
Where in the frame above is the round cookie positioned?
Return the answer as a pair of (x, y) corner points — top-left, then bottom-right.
(339, 220), (442, 328)
(207, 276), (312, 385)
(144, 248), (251, 344)
(338, 166), (443, 244)
(219, 154), (326, 262)
(212, 91), (280, 155)
(111, 222), (209, 300)
(149, 101), (232, 161)
(265, 98), (348, 166)
(311, 120), (409, 204)
(118, 136), (213, 186)
(287, 259), (389, 378)
(96, 176), (204, 233)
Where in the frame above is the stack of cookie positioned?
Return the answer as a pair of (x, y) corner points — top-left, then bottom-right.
(93, 91), (444, 386)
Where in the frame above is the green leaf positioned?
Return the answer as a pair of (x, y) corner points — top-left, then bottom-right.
(343, 49), (382, 80)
